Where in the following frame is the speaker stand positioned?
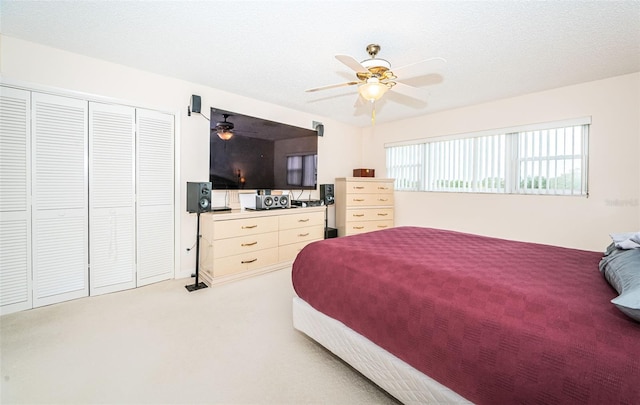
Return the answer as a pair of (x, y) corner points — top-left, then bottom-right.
(186, 211), (208, 292)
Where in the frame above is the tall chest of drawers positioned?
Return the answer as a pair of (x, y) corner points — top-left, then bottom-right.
(335, 177), (395, 236)
(199, 206), (324, 285)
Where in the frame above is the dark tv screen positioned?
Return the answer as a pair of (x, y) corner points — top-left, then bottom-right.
(210, 108), (318, 191)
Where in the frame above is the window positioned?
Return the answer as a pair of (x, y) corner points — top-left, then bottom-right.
(386, 118), (590, 196)
(286, 154), (317, 188)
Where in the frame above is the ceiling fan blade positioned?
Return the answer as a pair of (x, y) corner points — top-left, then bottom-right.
(391, 57), (447, 79)
(335, 54), (368, 73)
(305, 81), (359, 93)
(390, 81), (427, 101)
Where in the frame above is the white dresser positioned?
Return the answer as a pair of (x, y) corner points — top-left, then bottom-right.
(199, 206), (325, 285)
(335, 177), (394, 236)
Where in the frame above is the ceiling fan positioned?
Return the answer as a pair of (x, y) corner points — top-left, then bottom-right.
(213, 114), (234, 140)
(306, 44), (446, 123)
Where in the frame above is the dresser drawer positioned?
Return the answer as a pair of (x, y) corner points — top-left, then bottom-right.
(213, 216), (278, 240)
(346, 208), (394, 222)
(347, 181), (393, 194)
(345, 193), (394, 207)
(279, 225), (324, 246)
(344, 220), (394, 235)
(279, 240), (317, 262)
(279, 210), (324, 230)
(211, 247), (279, 277)
(212, 231), (279, 259)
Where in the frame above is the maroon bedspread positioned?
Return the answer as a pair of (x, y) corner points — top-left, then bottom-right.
(292, 227), (640, 405)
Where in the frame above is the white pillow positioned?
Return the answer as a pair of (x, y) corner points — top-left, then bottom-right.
(610, 232), (640, 249)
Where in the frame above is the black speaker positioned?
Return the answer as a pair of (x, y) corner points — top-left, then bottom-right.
(190, 95), (201, 114)
(186, 182), (212, 213)
(313, 121), (324, 137)
(320, 184), (334, 205)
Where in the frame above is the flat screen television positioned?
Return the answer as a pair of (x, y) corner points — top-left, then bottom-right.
(209, 108), (319, 192)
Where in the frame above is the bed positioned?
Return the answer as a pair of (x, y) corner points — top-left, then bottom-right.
(291, 226), (640, 404)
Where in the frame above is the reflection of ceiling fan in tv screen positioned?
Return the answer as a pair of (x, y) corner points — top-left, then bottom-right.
(209, 108), (320, 192)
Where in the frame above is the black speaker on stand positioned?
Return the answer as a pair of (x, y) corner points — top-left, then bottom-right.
(320, 184), (337, 239)
(186, 182), (212, 292)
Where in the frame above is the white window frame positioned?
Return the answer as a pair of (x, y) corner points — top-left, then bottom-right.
(385, 117), (590, 196)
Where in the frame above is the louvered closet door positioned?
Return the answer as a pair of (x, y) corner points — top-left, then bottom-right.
(89, 103), (136, 295)
(32, 93), (88, 308)
(0, 86), (32, 315)
(136, 109), (174, 286)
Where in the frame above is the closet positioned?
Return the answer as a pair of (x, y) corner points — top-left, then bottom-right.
(0, 85), (175, 315)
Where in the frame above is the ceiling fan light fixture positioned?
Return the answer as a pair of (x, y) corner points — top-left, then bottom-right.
(217, 128), (234, 141)
(358, 78), (389, 101)
(215, 114), (234, 140)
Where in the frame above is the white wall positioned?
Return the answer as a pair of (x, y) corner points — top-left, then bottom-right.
(0, 35), (363, 278)
(362, 73), (640, 251)
(3, 34), (637, 262)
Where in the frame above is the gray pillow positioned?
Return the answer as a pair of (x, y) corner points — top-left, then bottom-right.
(599, 243), (640, 322)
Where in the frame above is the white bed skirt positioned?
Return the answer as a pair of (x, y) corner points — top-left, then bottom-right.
(292, 297), (473, 405)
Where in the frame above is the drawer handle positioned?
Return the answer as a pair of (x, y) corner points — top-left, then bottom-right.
(353, 198), (365, 202)
(297, 218), (310, 222)
(241, 258), (258, 264)
(353, 186), (365, 189)
(352, 214), (365, 217)
(242, 225), (258, 229)
(298, 232), (310, 237)
(353, 226), (365, 230)
(377, 225), (388, 228)
(378, 198), (389, 202)
(377, 213), (388, 216)
(241, 241), (258, 247)
(378, 186), (389, 190)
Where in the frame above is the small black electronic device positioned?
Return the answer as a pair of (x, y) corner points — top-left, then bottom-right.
(186, 182), (212, 213)
(324, 227), (338, 239)
(255, 194), (290, 210)
(291, 199), (324, 208)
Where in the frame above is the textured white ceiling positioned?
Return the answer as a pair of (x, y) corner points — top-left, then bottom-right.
(1, 0), (639, 127)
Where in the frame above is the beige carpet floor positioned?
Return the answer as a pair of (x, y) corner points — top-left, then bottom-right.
(0, 267), (401, 404)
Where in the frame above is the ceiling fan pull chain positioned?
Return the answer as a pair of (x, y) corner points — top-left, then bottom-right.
(371, 101), (376, 126)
